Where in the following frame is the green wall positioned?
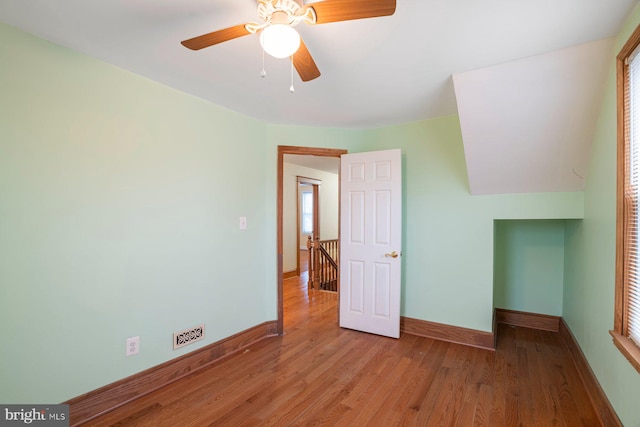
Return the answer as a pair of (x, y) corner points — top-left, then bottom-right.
(0, 19), (591, 409)
(494, 220), (565, 316)
(0, 23), (270, 403)
(562, 5), (640, 426)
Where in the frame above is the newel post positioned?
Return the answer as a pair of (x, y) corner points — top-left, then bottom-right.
(307, 235), (314, 291)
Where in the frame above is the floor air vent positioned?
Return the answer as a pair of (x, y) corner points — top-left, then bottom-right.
(173, 324), (205, 350)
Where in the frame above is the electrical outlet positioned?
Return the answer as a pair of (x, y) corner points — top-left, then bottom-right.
(126, 336), (139, 356)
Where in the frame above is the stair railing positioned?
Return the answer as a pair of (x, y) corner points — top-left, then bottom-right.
(307, 236), (339, 292)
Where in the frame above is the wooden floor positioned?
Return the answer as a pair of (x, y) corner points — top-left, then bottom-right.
(299, 249), (309, 276)
(90, 273), (602, 426)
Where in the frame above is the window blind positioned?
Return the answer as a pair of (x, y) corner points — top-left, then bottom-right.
(627, 46), (640, 345)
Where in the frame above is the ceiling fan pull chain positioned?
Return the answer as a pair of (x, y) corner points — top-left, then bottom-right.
(261, 46), (267, 78)
(290, 56), (295, 93)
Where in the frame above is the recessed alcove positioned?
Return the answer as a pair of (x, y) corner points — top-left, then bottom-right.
(493, 219), (567, 316)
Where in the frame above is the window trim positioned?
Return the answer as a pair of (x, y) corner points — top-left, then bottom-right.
(613, 23), (640, 374)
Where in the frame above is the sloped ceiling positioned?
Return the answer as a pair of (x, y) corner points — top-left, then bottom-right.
(453, 39), (614, 194)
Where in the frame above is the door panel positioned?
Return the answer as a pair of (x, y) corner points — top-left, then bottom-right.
(348, 191), (365, 244)
(373, 262), (391, 318)
(374, 190), (391, 245)
(340, 149), (402, 338)
(348, 260), (365, 313)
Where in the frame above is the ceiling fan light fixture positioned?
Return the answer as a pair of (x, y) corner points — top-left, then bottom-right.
(260, 24), (300, 59)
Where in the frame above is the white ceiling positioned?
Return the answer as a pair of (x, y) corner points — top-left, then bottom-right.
(1, 0), (637, 195)
(0, 0), (636, 129)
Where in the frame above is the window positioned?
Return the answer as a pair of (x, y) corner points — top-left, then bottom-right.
(302, 191), (313, 234)
(613, 24), (640, 373)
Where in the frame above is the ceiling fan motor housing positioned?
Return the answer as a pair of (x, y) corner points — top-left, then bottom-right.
(258, 0), (301, 23)
(257, 0), (316, 26)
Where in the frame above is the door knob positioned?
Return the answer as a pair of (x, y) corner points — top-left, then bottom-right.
(385, 251), (399, 258)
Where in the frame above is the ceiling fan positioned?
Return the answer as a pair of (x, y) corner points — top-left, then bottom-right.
(181, 0), (396, 82)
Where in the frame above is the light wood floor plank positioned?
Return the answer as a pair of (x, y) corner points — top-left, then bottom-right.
(90, 274), (602, 426)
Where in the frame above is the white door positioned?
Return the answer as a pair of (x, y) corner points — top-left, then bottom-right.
(339, 149), (402, 338)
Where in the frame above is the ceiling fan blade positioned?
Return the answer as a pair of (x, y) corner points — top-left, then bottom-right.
(308, 0), (396, 24)
(292, 39), (321, 82)
(181, 24), (251, 50)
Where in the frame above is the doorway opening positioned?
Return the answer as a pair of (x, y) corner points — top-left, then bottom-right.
(277, 146), (347, 335)
(296, 177), (320, 278)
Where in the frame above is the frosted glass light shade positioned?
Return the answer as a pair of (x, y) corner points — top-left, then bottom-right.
(260, 24), (301, 59)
